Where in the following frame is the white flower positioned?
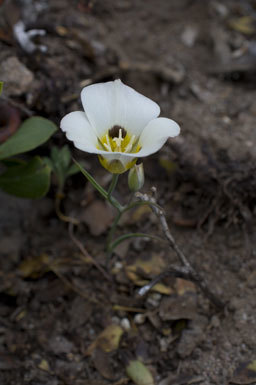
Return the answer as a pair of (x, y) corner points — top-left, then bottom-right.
(60, 79), (180, 174)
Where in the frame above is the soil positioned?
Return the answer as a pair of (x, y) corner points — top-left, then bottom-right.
(1, 1), (256, 384)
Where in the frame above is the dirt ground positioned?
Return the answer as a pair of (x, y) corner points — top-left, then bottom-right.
(1, 0), (256, 384)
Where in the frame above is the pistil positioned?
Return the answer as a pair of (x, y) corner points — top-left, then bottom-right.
(112, 128), (124, 152)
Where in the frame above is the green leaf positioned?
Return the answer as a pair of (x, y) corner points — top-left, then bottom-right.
(1, 158), (25, 167)
(60, 145), (71, 169)
(0, 81), (3, 95)
(0, 116), (57, 160)
(0, 156), (51, 198)
(42, 157), (54, 171)
(66, 163), (79, 177)
(50, 145), (74, 190)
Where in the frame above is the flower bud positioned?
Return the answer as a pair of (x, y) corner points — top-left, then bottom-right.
(128, 163), (144, 192)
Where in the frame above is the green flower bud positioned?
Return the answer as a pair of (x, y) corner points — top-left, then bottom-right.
(128, 163), (144, 192)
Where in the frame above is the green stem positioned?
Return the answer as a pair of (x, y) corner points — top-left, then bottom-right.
(108, 174), (119, 198)
(108, 232), (166, 254)
(74, 159), (123, 211)
(73, 158), (108, 199)
(106, 210), (122, 250)
(107, 174), (123, 211)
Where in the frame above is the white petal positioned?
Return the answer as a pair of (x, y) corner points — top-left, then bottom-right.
(136, 117), (180, 157)
(81, 79), (160, 137)
(72, 145), (136, 166)
(98, 152), (136, 166)
(60, 111), (98, 152)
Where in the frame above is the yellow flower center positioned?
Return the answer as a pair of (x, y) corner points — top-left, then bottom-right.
(98, 125), (140, 154)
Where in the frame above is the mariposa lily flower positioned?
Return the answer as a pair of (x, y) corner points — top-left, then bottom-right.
(60, 79), (180, 174)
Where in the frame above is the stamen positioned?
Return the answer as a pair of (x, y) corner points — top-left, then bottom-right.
(106, 133), (111, 150)
(124, 135), (135, 153)
(103, 142), (112, 151)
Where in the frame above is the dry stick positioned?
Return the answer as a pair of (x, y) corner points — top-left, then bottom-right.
(68, 222), (112, 282)
(50, 264), (99, 304)
(135, 189), (225, 309)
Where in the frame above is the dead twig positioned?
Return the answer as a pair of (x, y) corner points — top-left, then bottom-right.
(68, 222), (112, 282)
(0, 95), (34, 116)
(50, 263), (99, 304)
(135, 188), (225, 309)
(55, 193), (80, 226)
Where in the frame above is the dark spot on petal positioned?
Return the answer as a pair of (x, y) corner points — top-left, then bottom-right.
(109, 125), (127, 138)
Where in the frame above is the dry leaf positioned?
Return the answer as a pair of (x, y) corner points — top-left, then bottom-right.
(126, 253), (166, 277)
(38, 359), (51, 372)
(125, 254), (173, 295)
(81, 200), (114, 236)
(175, 278), (196, 296)
(228, 17), (255, 35)
(230, 360), (256, 384)
(159, 293), (197, 321)
(126, 359), (154, 385)
(92, 347), (116, 380)
(158, 157), (177, 174)
(87, 324), (124, 355)
(18, 254), (50, 278)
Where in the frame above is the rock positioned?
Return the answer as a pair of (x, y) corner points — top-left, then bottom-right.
(0, 56), (34, 96)
(48, 335), (74, 355)
(177, 316), (208, 358)
(181, 25), (198, 47)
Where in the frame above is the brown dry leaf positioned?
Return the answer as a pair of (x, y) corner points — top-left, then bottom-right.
(159, 293), (197, 321)
(131, 205), (152, 223)
(228, 17), (255, 35)
(92, 347), (116, 380)
(158, 157), (177, 175)
(126, 253), (166, 277)
(56, 25), (69, 36)
(230, 360), (256, 384)
(38, 359), (51, 372)
(18, 254), (50, 278)
(80, 200), (114, 236)
(125, 254), (173, 295)
(175, 278), (196, 296)
(86, 324), (124, 355)
(126, 359), (154, 385)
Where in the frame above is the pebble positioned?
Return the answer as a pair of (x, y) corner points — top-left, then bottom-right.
(134, 313), (146, 325)
(120, 318), (131, 331)
(0, 56), (34, 96)
(146, 293), (162, 308)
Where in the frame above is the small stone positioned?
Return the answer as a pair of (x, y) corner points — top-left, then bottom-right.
(0, 57), (34, 96)
(181, 25), (198, 47)
(146, 293), (162, 308)
(48, 335), (74, 355)
(210, 315), (220, 328)
(134, 314), (146, 325)
(120, 318), (131, 331)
